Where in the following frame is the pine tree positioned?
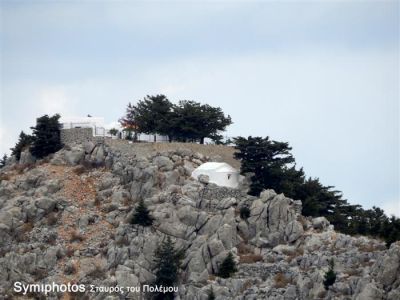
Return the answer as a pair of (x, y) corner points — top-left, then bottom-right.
(217, 252), (237, 278)
(30, 114), (63, 159)
(323, 259), (336, 290)
(153, 236), (185, 300)
(131, 199), (153, 226)
(134, 95), (173, 141)
(0, 154), (8, 168)
(207, 286), (216, 300)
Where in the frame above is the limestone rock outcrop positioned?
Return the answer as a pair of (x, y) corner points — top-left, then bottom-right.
(0, 141), (398, 299)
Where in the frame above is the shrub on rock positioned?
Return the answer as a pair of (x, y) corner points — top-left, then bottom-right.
(323, 259), (337, 290)
(131, 199), (153, 226)
(217, 252), (237, 278)
(153, 236), (185, 300)
(240, 206), (251, 219)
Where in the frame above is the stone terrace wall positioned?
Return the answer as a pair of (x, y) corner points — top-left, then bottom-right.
(61, 128), (94, 145)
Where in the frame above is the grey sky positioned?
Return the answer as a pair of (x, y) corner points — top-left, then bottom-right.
(0, 0), (399, 216)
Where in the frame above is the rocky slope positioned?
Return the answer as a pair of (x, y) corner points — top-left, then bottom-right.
(0, 142), (399, 299)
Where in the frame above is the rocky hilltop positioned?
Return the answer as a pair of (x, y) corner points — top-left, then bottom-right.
(0, 141), (399, 299)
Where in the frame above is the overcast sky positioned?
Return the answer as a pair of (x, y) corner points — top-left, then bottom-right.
(0, 0), (398, 216)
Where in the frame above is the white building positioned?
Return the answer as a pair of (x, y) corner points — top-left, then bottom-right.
(192, 162), (240, 188)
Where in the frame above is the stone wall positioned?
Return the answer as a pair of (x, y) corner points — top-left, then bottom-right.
(61, 128), (94, 145)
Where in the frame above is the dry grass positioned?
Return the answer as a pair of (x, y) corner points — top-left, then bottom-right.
(346, 268), (362, 276)
(274, 273), (291, 288)
(239, 254), (263, 264)
(12, 163), (35, 174)
(14, 222), (34, 242)
(66, 247), (75, 257)
(298, 215), (309, 229)
(0, 173), (11, 181)
(286, 247), (304, 262)
(87, 262), (105, 279)
(69, 229), (85, 242)
(208, 274), (217, 281)
(317, 290), (327, 298)
(358, 243), (383, 253)
(72, 165), (86, 175)
(106, 140), (240, 168)
(47, 212), (58, 226)
(64, 261), (78, 275)
(240, 280), (253, 293)
(237, 242), (252, 255)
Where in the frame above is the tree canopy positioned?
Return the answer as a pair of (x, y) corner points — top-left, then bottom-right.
(30, 114), (63, 159)
(234, 135), (400, 246)
(153, 236), (184, 299)
(120, 95), (232, 143)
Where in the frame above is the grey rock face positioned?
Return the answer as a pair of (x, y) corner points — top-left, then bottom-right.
(64, 146), (85, 165)
(312, 216), (330, 230)
(19, 149), (36, 165)
(197, 174), (210, 184)
(1, 142), (399, 300)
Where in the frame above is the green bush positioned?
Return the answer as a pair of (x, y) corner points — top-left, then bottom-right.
(323, 259), (336, 290)
(131, 199), (153, 226)
(240, 206), (251, 219)
(217, 252), (237, 278)
(153, 236), (185, 300)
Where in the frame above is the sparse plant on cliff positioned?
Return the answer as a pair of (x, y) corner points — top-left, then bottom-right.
(323, 259), (336, 290)
(240, 206), (251, 219)
(207, 286), (216, 300)
(217, 252), (237, 278)
(131, 199), (153, 226)
(109, 128), (118, 136)
(153, 236), (185, 300)
(30, 114), (62, 159)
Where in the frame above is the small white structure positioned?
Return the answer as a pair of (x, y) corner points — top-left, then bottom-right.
(192, 162), (240, 188)
(60, 116), (106, 136)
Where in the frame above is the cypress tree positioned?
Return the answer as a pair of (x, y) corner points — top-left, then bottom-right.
(323, 259), (336, 290)
(153, 236), (185, 300)
(131, 199), (153, 226)
(207, 286), (216, 300)
(217, 252), (237, 278)
(30, 114), (63, 159)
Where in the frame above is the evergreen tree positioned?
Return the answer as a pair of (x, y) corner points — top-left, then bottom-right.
(0, 154), (8, 168)
(168, 100), (232, 143)
(233, 135), (400, 245)
(217, 252), (237, 278)
(207, 286), (216, 300)
(153, 236), (185, 300)
(131, 199), (153, 226)
(234, 136), (295, 196)
(323, 259), (336, 290)
(108, 128), (118, 136)
(134, 95), (173, 141)
(30, 114), (62, 159)
(10, 131), (34, 161)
